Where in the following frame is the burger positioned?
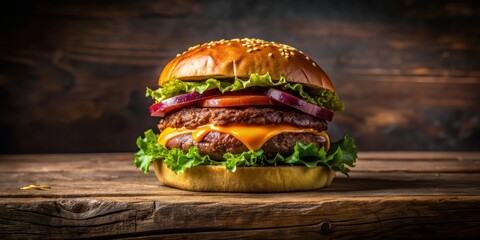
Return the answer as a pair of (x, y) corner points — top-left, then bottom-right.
(135, 38), (357, 192)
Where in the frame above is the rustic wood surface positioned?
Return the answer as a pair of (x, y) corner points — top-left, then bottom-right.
(1, 0), (479, 153)
(0, 152), (479, 239)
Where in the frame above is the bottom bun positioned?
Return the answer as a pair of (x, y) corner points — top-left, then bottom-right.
(152, 160), (335, 192)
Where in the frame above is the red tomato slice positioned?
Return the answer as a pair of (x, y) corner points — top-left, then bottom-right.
(198, 95), (278, 107)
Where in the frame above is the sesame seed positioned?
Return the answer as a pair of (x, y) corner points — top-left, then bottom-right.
(285, 55), (290, 59)
(253, 47), (258, 51)
(207, 46), (211, 49)
(268, 52), (273, 57)
(227, 43), (232, 46)
(312, 62), (316, 66)
(247, 49), (253, 53)
(280, 52), (285, 56)
(290, 51), (295, 55)
(306, 56), (310, 60)
(176, 54), (180, 57)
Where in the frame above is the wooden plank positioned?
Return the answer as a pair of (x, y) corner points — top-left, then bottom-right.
(1, 171), (479, 198)
(356, 152), (480, 173)
(0, 153), (479, 238)
(0, 196), (479, 239)
(358, 151), (480, 160)
(0, 153), (479, 198)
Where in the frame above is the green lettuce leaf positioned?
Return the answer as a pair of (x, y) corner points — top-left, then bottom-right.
(146, 73), (344, 111)
(134, 130), (357, 175)
(134, 129), (220, 173)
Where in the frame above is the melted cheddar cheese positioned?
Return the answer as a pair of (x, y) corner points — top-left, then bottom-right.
(158, 124), (330, 152)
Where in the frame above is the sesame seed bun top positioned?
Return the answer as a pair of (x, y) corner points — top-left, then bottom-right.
(158, 38), (334, 92)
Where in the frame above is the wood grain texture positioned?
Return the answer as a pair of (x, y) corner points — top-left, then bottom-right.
(0, 0), (479, 153)
(0, 153), (479, 239)
(1, 196), (479, 239)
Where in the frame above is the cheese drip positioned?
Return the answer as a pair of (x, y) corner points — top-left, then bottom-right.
(158, 124), (330, 152)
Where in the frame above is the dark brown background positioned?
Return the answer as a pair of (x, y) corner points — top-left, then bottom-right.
(1, 0), (479, 153)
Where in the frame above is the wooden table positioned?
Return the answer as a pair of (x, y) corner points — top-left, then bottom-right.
(1, 152), (479, 239)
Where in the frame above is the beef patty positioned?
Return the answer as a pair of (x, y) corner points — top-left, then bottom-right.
(159, 107), (328, 131)
(165, 131), (328, 161)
